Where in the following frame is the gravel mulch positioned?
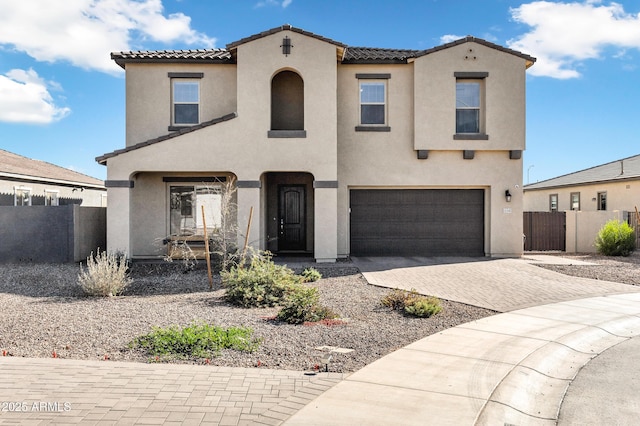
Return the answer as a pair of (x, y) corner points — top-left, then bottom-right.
(533, 252), (640, 286)
(0, 261), (495, 373)
(2, 253), (638, 373)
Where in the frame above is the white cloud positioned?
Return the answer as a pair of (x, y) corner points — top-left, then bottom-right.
(0, 0), (216, 74)
(508, 1), (640, 78)
(0, 69), (71, 124)
(255, 0), (292, 8)
(440, 34), (466, 44)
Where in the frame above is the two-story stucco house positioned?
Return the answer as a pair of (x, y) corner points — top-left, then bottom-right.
(97, 25), (535, 262)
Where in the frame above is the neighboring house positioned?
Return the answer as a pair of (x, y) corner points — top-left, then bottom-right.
(1, 149), (106, 207)
(97, 25), (535, 261)
(523, 154), (640, 214)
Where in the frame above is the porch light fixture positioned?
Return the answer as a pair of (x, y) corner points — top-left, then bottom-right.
(505, 190), (512, 202)
(281, 36), (293, 56)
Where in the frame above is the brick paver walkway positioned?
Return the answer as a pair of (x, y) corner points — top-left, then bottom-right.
(352, 256), (640, 312)
(0, 357), (344, 425)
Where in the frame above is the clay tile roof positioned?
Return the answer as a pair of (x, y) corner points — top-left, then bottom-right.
(0, 149), (104, 187)
(225, 24), (347, 50)
(342, 47), (421, 64)
(417, 36), (536, 68)
(111, 49), (232, 69)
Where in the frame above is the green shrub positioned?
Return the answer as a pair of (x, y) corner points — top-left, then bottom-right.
(301, 267), (322, 282)
(78, 249), (132, 297)
(382, 288), (443, 318)
(221, 252), (303, 307)
(381, 288), (421, 310)
(276, 285), (338, 324)
(595, 219), (636, 256)
(131, 322), (261, 359)
(404, 297), (442, 318)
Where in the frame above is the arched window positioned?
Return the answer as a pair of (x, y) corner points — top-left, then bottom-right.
(271, 71), (304, 131)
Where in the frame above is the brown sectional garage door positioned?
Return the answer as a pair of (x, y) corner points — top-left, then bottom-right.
(350, 189), (484, 256)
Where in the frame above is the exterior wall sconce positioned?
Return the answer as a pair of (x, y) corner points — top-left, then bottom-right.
(505, 190), (512, 202)
(281, 36), (293, 56)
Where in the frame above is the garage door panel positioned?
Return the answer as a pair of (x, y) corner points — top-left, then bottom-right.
(350, 189), (484, 257)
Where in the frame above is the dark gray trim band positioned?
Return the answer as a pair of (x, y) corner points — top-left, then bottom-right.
(313, 181), (339, 189)
(105, 180), (134, 188)
(356, 73), (391, 79)
(237, 181), (261, 189)
(463, 150), (475, 160)
(356, 126), (391, 132)
(267, 130), (307, 138)
(162, 176), (227, 183)
(417, 150), (429, 160)
(454, 71), (489, 79)
(454, 133), (489, 140)
(168, 72), (204, 78)
(509, 150), (522, 160)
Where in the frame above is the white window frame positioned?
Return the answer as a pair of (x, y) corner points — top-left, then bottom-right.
(14, 186), (32, 206)
(172, 80), (200, 126)
(359, 80), (387, 126)
(44, 189), (59, 206)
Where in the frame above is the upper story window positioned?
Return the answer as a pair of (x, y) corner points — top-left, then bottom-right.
(360, 82), (386, 125)
(570, 192), (580, 211)
(454, 72), (488, 140)
(456, 82), (480, 132)
(168, 72), (203, 129)
(269, 70), (305, 138)
(549, 194), (558, 212)
(597, 192), (607, 211)
(44, 190), (59, 206)
(355, 73), (391, 132)
(14, 187), (31, 206)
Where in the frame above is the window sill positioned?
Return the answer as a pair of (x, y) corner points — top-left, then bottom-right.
(453, 133), (489, 140)
(169, 125), (197, 132)
(355, 126), (391, 132)
(267, 130), (307, 138)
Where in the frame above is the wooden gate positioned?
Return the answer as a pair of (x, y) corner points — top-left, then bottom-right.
(630, 208), (640, 250)
(523, 212), (566, 251)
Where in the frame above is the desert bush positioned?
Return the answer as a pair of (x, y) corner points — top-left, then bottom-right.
(595, 219), (636, 256)
(221, 252), (303, 307)
(301, 267), (322, 282)
(404, 296), (442, 318)
(131, 322), (261, 359)
(276, 285), (338, 324)
(78, 249), (131, 297)
(381, 288), (442, 318)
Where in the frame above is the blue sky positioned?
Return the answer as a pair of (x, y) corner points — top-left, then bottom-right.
(1, 0), (639, 183)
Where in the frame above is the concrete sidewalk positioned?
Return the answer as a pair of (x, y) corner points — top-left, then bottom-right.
(285, 292), (640, 425)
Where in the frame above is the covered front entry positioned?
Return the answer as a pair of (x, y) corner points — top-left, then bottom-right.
(265, 172), (314, 255)
(349, 188), (485, 256)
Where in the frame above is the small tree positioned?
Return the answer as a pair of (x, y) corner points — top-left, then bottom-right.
(595, 219), (636, 256)
(209, 178), (241, 272)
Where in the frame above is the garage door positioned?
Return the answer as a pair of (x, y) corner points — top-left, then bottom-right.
(350, 189), (484, 256)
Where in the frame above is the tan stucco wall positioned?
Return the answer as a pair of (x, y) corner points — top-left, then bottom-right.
(125, 63), (237, 145)
(565, 210), (627, 253)
(523, 180), (640, 213)
(0, 179), (106, 207)
(413, 42), (526, 151)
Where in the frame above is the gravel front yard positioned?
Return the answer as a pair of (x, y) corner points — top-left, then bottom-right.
(1, 253), (638, 373)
